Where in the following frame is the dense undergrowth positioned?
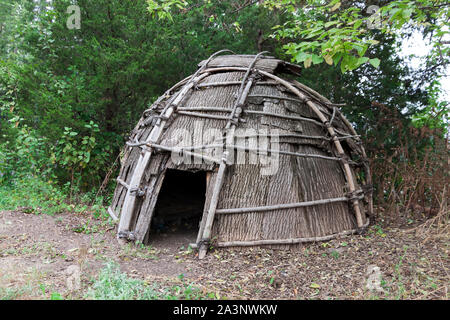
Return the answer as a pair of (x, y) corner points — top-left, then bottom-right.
(0, 175), (111, 219)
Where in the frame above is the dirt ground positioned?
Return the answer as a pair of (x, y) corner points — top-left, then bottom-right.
(0, 209), (448, 300)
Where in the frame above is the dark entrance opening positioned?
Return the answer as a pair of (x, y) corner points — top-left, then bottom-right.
(147, 169), (207, 247)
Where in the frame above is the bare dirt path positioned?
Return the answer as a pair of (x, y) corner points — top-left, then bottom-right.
(0, 210), (448, 300)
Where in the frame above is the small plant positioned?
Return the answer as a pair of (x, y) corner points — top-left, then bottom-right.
(178, 245), (193, 256)
(86, 261), (159, 300)
(392, 246), (409, 299)
(50, 292), (64, 300)
(373, 225), (387, 237)
(310, 282), (320, 289)
(330, 250), (340, 259)
(267, 270), (275, 285)
(72, 220), (99, 234)
(303, 248), (310, 256)
(39, 284), (46, 296)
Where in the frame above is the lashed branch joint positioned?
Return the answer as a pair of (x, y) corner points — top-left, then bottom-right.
(129, 186), (147, 197)
(118, 230), (136, 241)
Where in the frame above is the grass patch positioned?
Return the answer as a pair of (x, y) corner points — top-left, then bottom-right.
(0, 175), (111, 223)
(86, 261), (210, 300)
(0, 176), (70, 215)
(0, 287), (25, 300)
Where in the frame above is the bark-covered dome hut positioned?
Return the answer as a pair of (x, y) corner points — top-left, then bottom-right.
(108, 51), (372, 258)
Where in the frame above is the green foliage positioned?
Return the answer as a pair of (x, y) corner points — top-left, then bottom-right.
(330, 250), (340, 259)
(411, 80), (449, 129)
(0, 0), (287, 193)
(151, 1), (449, 73)
(266, 0), (449, 73)
(87, 261), (208, 300)
(55, 124), (98, 171)
(0, 172), (111, 218)
(373, 225), (387, 238)
(0, 176), (70, 215)
(147, 0), (188, 21)
(50, 292), (64, 300)
(50, 121), (112, 189)
(270, 1), (377, 72)
(0, 122), (48, 182)
(86, 262), (152, 300)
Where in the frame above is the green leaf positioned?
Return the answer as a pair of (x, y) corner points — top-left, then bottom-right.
(353, 19), (363, 29)
(332, 53), (343, 66)
(310, 283), (320, 289)
(340, 61), (347, 73)
(402, 9), (413, 19)
(345, 55), (359, 70)
(294, 51), (308, 63)
(357, 57), (370, 65)
(324, 21), (339, 28)
(311, 54), (323, 64)
(369, 58), (380, 68)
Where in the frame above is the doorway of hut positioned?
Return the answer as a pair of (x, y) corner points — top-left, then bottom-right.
(146, 169), (207, 248)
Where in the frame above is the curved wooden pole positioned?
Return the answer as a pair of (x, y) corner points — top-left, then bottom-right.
(334, 110), (373, 217)
(293, 78), (372, 217)
(258, 70), (366, 228)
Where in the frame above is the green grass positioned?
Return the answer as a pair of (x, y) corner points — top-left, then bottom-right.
(0, 175), (111, 222)
(86, 261), (210, 300)
(0, 176), (71, 215)
(0, 287), (24, 300)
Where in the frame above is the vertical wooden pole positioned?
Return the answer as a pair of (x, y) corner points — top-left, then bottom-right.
(197, 83), (252, 259)
(117, 73), (209, 241)
(198, 55), (266, 259)
(198, 157), (228, 259)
